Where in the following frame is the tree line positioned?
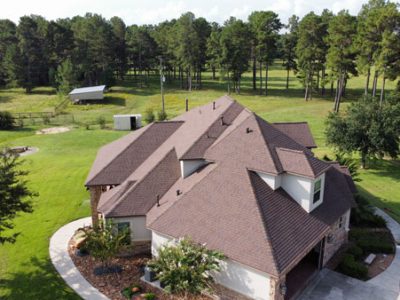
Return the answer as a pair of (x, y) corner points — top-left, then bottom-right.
(0, 0), (399, 110)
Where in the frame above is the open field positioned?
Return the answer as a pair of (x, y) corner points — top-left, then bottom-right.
(0, 64), (399, 299)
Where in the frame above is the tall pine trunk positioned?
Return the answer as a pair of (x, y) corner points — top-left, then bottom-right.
(259, 61), (263, 95)
(286, 68), (290, 89)
(265, 64), (269, 96)
(364, 68), (370, 96)
(380, 70), (386, 105)
(252, 55), (257, 91)
(188, 68), (192, 92)
(372, 71), (378, 97)
(321, 67), (326, 96)
(316, 71), (320, 92)
(212, 67), (216, 80)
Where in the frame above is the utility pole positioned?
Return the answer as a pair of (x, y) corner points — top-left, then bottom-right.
(159, 56), (165, 113)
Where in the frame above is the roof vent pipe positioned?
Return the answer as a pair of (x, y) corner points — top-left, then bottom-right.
(156, 195), (160, 207)
(220, 116), (225, 126)
(185, 98), (189, 112)
(176, 189), (181, 196)
(213, 101), (216, 110)
(246, 127), (253, 134)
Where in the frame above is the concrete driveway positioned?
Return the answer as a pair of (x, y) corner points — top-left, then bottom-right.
(299, 268), (399, 300)
(300, 208), (400, 300)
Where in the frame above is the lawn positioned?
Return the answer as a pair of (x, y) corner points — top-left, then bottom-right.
(0, 128), (126, 299)
(0, 63), (399, 299)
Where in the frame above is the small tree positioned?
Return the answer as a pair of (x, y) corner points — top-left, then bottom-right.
(148, 237), (225, 295)
(0, 111), (14, 130)
(97, 116), (106, 129)
(83, 221), (129, 268)
(0, 149), (35, 244)
(325, 96), (400, 168)
(55, 58), (77, 95)
(157, 110), (167, 121)
(323, 153), (361, 182)
(144, 108), (155, 124)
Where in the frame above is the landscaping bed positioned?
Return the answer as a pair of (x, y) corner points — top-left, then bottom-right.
(68, 239), (211, 300)
(331, 228), (395, 280)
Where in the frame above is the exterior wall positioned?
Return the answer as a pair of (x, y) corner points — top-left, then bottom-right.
(323, 209), (351, 265)
(151, 230), (172, 256)
(112, 216), (152, 242)
(151, 231), (270, 300)
(180, 160), (206, 178)
(257, 172), (282, 190)
(70, 91), (104, 100)
(213, 259), (270, 300)
(281, 174), (313, 212)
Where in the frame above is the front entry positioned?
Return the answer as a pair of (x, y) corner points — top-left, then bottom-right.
(284, 239), (325, 300)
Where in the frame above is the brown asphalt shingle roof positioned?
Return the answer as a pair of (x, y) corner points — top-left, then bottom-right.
(89, 96), (356, 276)
(272, 122), (317, 148)
(249, 172), (330, 274)
(86, 122), (183, 186)
(99, 149), (181, 217)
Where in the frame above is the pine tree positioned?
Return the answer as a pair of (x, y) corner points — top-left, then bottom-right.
(280, 15), (298, 89)
(248, 11), (282, 95)
(326, 10), (358, 112)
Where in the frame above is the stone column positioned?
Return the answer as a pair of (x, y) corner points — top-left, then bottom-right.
(89, 186), (102, 228)
(270, 276), (285, 300)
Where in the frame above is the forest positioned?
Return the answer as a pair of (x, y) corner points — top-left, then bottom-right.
(0, 0), (399, 112)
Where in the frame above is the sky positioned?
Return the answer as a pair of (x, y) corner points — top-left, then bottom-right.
(2, 0), (369, 25)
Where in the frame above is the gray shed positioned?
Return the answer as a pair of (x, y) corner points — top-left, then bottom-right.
(69, 85), (106, 103)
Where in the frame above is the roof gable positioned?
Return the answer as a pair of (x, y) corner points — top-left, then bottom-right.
(272, 122), (317, 148)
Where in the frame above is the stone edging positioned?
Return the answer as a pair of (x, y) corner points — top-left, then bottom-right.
(49, 217), (110, 300)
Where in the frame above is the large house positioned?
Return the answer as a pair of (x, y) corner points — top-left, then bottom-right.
(85, 96), (356, 300)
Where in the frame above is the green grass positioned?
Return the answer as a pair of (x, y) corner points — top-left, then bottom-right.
(0, 63), (399, 298)
(0, 128), (126, 299)
(0, 87), (61, 113)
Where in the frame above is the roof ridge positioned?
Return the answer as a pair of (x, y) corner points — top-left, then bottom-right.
(180, 100), (244, 160)
(204, 112), (253, 157)
(254, 115), (282, 174)
(86, 123), (155, 186)
(105, 148), (179, 216)
(247, 170), (280, 275)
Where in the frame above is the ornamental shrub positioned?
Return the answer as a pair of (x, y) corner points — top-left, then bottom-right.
(338, 254), (368, 280)
(0, 111), (14, 129)
(148, 237), (225, 295)
(144, 108), (155, 124)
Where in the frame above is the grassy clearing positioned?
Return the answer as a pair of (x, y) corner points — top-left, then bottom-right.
(0, 128), (126, 299)
(0, 63), (399, 298)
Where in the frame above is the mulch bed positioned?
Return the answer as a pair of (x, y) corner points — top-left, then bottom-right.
(68, 239), (211, 300)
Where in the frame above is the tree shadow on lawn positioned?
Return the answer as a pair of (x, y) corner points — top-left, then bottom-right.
(0, 257), (79, 300)
(365, 159), (400, 181)
(357, 185), (400, 223)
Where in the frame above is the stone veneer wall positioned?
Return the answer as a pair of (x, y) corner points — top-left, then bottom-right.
(270, 277), (285, 300)
(323, 211), (350, 266)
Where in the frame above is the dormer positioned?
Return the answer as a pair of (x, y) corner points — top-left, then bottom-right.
(281, 172), (326, 212)
(180, 159), (207, 178)
(257, 171), (326, 213)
